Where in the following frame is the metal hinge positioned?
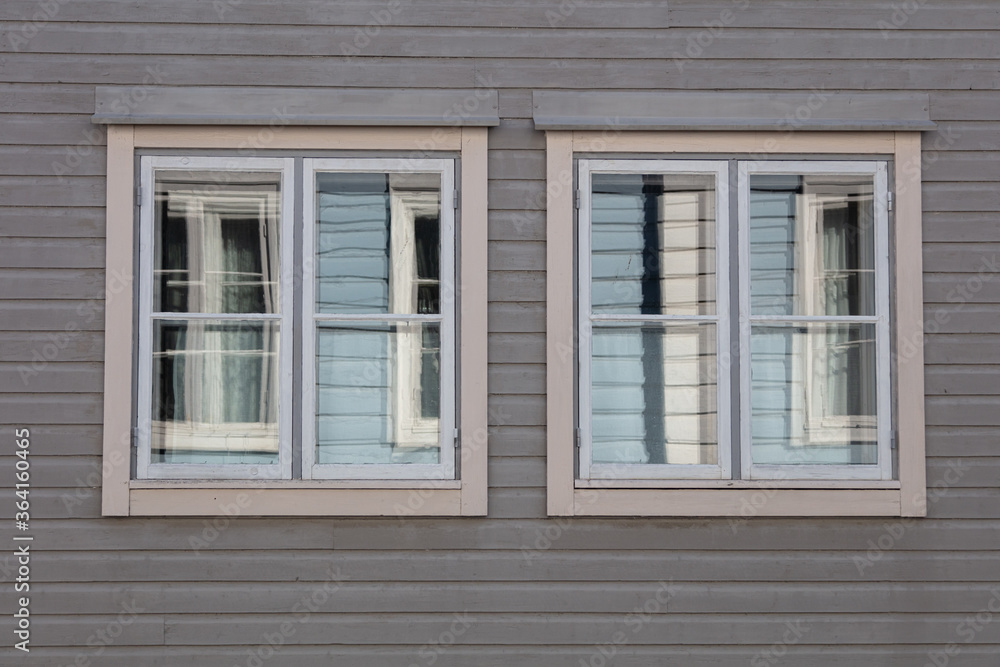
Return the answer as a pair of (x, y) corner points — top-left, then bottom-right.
(887, 191), (894, 212)
(574, 428), (581, 449)
(135, 186), (142, 206)
(575, 190), (582, 209)
(131, 426), (139, 447)
(453, 191), (460, 209)
(890, 429), (898, 450)
(454, 428), (460, 447)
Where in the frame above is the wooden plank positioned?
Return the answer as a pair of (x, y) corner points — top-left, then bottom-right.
(29, 581), (1000, 615)
(0, 362), (103, 393)
(488, 272), (545, 302)
(0, 331), (104, 362)
(487, 303), (545, 333)
(488, 333), (545, 364)
(15, 648), (1000, 667)
(30, 549), (1000, 583)
(154, 613), (1000, 645)
(489, 364), (545, 394)
(0, 0), (671, 28)
(0, 237), (104, 268)
(0, 394), (102, 424)
(0, 424), (103, 455)
(0, 175), (105, 207)
(488, 240), (545, 271)
(0, 207), (105, 238)
(0, 301), (105, 331)
(4, 55), (1000, 91)
(10, 24), (1000, 60)
(0, 145), (106, 176)
(18, 517), (1000, 551)
(669, 2), (1000, 31)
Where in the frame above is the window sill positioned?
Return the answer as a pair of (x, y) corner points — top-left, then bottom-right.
(574, 479), (901, 490)
(126, 480), (471, 517)
(561, 487), (918, 518)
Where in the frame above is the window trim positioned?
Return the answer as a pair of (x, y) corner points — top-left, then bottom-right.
(545, 130), (927, 517)
(101, 125), (489, 516)
(300, 157), (457, 481)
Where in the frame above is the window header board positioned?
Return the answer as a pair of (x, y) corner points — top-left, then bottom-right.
(532, 91), (935, 132)
(92, 87), (500, 127)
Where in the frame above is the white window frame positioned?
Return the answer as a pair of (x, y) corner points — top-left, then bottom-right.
(136, 156), (295, 480)
(737, 160), (892, 482)
(301, 158), (457, 480)
(577, 159), (731, 481)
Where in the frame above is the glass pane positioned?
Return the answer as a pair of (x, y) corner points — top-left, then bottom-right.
(751, 323), (878, 465)
(316, 322), (441, 465)
(151, 319), (279, 465)
(154, 170), (281, 314)
(591, 173), (716, 316)
(591, 323), (717, 466)
(315, 172), (441, 314)
(749, 173), (875, 317)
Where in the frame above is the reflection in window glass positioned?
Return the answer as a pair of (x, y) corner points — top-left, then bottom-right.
(751, 323), (877, 465)
(749, 174), (875, 317)
(315, 323), (441, 465)
(591, 173), (716, 316)
(154, 171), (281, 314)
(591, 323), (718, 466)
(315, 172), (441, 314)
(151, 320), (280, 464)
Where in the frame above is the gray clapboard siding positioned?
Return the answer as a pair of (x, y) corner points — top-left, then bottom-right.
(487, 273), (545, 302)
(0, 0), (670, 29)
(0, 145), (107, 176)
(30, 549), (1000, 583)
(0, 237), (104, 268)
(668, 2), (1000, 31)
(0, 301), (105, 331)
(12, 25), (1000, 60)
(28, 581), (1000, 615)
(0, 362), (104, 393)
(16, 518), (1000, 553)
(0, 208), (105, 238)
(6, 55), (1000, 91)
(15, 650), (1000, 667)
(1, 0), (998, 662)
(487, 303), (545, 332)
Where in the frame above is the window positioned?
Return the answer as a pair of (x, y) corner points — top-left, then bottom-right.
(136, 157), (459, 483)
(544, 126), (927, 517)
(96, 87), (494, 515)
(578, 158), (892, 485)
